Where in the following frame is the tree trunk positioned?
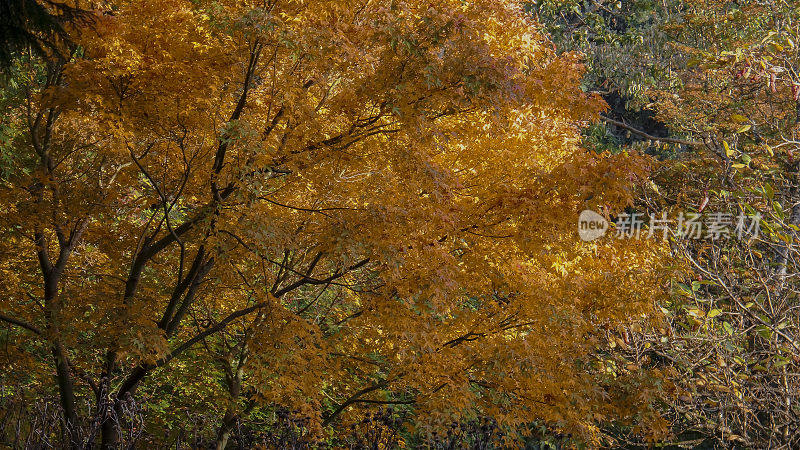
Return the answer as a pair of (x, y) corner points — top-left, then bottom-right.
(42, 261), (80, 449)
(52, 343), (80, 448)
(214, 414), (237, 450)
(100, 410), (120, 450)
(214, 363), (245, 450)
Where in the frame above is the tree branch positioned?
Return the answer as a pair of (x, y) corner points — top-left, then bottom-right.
(0, 312), (42, 335)
(600, 115), (702, 147)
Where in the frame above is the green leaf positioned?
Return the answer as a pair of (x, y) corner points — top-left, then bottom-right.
(675, 283), (693, 297)
(687, 307), (704, 318)
(763, 183), (774, 199)
(755, 325), (772, 339)
(774, 356), (790, 368)
(723, 321), (734, 335)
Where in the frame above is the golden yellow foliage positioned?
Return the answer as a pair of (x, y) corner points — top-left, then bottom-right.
(0, 0), (670, 446)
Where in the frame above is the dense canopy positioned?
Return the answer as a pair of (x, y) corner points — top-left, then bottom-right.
(2, 0), (798, 448)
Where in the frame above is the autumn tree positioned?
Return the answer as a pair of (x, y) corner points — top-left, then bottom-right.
(0, 0), (670, 447)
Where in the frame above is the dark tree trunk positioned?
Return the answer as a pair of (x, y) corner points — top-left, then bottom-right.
(52, 343), (80, 448)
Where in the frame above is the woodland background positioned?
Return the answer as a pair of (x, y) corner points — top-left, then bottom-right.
(1, 0), (799, 448)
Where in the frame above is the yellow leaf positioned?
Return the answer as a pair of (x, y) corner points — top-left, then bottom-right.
(724, 141), (734, 157)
